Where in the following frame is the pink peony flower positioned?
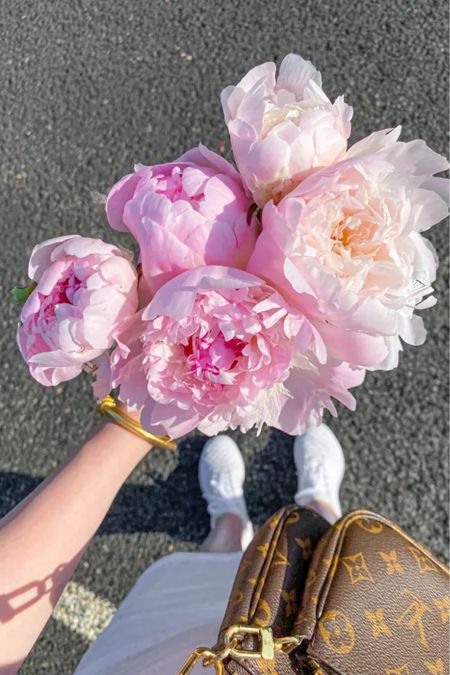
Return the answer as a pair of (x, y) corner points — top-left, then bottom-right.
(105, 145), (259, 298)
(17, 235), (138, 386)
(248, 128), (449, 369)
(221, 53), (352, 206)
(111, 266), (364, 439)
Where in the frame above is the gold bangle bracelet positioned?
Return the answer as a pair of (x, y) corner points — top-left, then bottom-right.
(97, 396), (177, 451)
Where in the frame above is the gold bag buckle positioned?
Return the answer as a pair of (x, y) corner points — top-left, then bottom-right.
(178, 624), (301, 674)
(224, 625), (274, 660)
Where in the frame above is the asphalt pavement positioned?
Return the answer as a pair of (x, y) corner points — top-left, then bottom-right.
(1, 1), (449, 673)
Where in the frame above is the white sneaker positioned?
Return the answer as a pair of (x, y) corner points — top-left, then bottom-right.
(199, 435), (254, 550)
(294, 424), (345, 519)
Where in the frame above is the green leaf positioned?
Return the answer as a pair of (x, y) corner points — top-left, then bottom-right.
(12, 282), (37, 305)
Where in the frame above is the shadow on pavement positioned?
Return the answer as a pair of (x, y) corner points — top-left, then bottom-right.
(0, 429), (297, 544)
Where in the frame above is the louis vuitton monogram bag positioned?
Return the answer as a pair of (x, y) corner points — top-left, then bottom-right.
(180, 505), (450, 674)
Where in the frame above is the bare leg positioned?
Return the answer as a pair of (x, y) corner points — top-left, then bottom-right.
(201, 514), (244, 553)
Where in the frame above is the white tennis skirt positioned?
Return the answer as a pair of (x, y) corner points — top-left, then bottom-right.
(74, 551), (242, 675)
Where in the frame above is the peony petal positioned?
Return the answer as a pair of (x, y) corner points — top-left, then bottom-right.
(411, 232), (438, 284)
(28, 235), (80, 281)
(277, 53), (322, 97)
(408, 188), (449, 232)
(29, 364), (83, 387)
(387, 139), (450, 177)
(316, 322), (388, 368)
(54, 236), (119, 259)
(141, 400), (198, 439)
(181, 167), (210, 197)
(247, 134), (291, 184)
(144, 266), (262, 321)
(346, 127), (402, 159)
(399, 314), (427, 346)
(106, 172), (142, 231)
(221, 62), (276, 123)
(272, 360), (365, 436)
(29, 347), (101, 366)
(34, 260), (72, 296)
(178, 144), (243, 185)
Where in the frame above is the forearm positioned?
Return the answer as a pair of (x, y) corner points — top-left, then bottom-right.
(0, 422), (150, 673)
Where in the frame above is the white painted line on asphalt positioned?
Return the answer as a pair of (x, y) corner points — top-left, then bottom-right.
(53, 581), (117, 642)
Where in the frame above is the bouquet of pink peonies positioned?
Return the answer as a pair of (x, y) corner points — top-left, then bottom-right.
(15, 54), (449, 440)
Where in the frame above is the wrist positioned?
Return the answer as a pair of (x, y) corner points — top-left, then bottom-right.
(101, 419), (152, 454)
(84, 420), (152, 470)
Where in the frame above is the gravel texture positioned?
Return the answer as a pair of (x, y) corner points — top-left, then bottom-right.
(0, 1), (448, 673)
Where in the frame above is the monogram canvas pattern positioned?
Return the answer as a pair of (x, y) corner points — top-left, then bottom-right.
(297, 510), (450, 675)
(216, 507), (450, 675)
(217, 505), (329, 674)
